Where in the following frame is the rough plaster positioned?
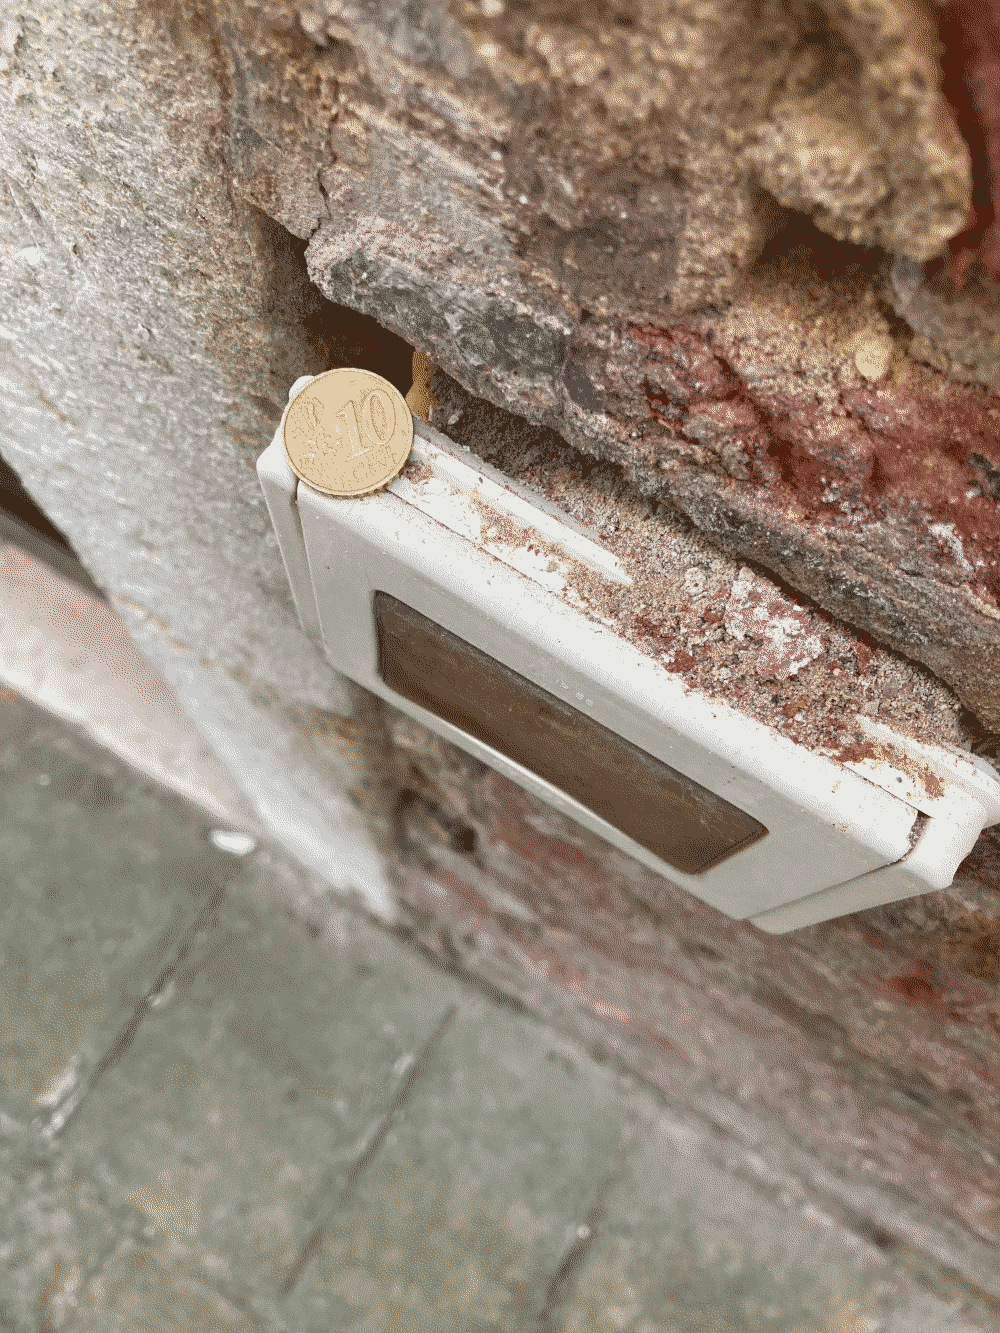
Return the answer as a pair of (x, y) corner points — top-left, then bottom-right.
(0, 1), (393, 916)
(6, 0), (1000, 1315)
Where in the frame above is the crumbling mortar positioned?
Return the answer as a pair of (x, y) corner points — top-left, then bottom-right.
(427, 365), (973, 766)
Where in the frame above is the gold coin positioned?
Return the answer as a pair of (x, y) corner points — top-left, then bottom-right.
(282, 368), (413, 497)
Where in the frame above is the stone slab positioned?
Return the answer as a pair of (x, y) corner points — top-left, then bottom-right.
(59, 874), (471, 1303)
(0, 693), (242, 1141)
(288, 995), (634, 1332)
(547, 1115), (996, 1333)
(73, 1241), (271, 1333)
(0, 1145), (124, 1332)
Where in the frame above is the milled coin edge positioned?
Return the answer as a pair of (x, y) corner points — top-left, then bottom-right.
(291, 450), (413, 499)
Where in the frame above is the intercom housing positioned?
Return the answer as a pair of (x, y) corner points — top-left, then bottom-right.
(258, 377), (1000, 933)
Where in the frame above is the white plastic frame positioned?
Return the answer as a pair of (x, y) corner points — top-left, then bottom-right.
(258, 386), (1000, 931)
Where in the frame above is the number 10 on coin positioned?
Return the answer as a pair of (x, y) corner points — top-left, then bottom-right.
(282, 368), (413, 498)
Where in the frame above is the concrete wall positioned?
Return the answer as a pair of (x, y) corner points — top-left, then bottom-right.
(5, 0), (1000, 1307)
(0, 2), (399, 914)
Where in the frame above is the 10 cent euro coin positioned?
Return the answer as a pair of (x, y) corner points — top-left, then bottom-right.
(282, 368), (413, 497)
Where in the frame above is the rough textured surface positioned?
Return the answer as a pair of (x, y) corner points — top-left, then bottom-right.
(3, 690), (1000, 1333)
(196, 0), (991, 733)
(5, 0), (1000, 1323)
(259, 0), (970, 286)
(420, 368), (970, 759)
(0, 0), (410, 915)
(372, 707), (1000, 1307)
(309, 214), (1000, 735)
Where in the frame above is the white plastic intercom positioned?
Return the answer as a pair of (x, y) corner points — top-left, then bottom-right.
(257, 378), (1000, 933)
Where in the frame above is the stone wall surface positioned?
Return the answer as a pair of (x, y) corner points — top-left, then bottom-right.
(0, 0), (406, 916)
(5, 0), (1000, 1318)
(290, 0), (1000, 734)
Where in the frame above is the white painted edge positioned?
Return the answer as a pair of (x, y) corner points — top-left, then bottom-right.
(415, 418), (617, 547)
(751, 720), (1000, 931)
(256, 377), (324, 643)
(751, 780), (997, 932)
(838, 715), (1000, 820)
(391, 430), (631, 585)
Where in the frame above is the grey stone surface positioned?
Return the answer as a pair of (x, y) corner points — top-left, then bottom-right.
(62, 884), (460, 1300)
(0, 1147), (124, 1332)
(0, 694), (231, 1140)
(0, 0), (393, 915)
(287, 1000), (633, 1331)
(545, 1114), (992, 1333)
(73, 1240), (269, 1333)
(261, 0), (968, 299)
(4, 691), (1000, 1330)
